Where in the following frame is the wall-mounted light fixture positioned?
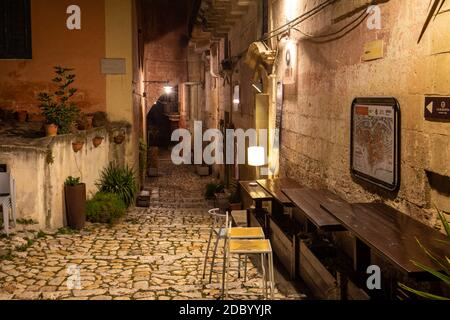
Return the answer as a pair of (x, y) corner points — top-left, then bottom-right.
(163, 85), (173, 95)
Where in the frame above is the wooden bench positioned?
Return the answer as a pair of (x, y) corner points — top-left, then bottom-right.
(282, 188), (346, 232)
(321, 202), (450, 299)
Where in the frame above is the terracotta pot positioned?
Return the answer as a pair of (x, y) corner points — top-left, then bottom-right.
(93, 136), (104, 148)
(72, 141), (84, 153)
(45, 124), (58, 137)
(86, 115), (94, 130)
(65, 183), (86, 230)
(17, 111), (28, 123)
(114, 134), (125, 145)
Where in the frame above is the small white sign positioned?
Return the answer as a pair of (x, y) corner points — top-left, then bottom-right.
(101, 58), (127, 75)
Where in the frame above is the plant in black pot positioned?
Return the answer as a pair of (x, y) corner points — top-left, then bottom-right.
(64, 176), (86, 230)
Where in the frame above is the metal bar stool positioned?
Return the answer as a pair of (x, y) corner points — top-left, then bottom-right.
(224, 239), (275, 300)
(202, 208), (229, 283)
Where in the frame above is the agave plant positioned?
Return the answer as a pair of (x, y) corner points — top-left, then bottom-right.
(418, 0), (447, 43)
(97, 163), (138, 207)
(399, 208), (450, 300)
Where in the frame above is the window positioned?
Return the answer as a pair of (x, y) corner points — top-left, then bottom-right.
(0, 0), (32, 59)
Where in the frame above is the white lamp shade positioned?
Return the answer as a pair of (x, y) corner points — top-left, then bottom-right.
(248, 146), (266, 167)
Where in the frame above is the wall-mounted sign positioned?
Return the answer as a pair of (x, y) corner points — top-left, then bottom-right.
(425, 96), (450, 121)
(66, 5), (81, 30)
(282, 40), (297, 85)
(351, 97), (400, 191)
(101, 58), (126, 74)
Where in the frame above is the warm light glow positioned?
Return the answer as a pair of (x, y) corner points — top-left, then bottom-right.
(248, 146), (266, 167)
(233, 99), (240, 104)
(163, 85), (173, 94)
(285, 0), (299, 22)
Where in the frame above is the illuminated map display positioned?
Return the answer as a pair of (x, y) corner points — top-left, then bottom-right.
(351, 98), (400, 191)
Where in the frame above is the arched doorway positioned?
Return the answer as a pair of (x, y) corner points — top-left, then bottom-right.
(146, 86), (179, 149)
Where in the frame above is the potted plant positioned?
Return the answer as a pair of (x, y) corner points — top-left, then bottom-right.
(114, 132), (125, 144)
(37, 66), (80, 136)
(93, 136), (104, 148)
(72, 133), (85, 153)
(64, 176), (86, 230)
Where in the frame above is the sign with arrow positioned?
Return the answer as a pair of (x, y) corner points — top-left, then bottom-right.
(425, 97), (450, 121)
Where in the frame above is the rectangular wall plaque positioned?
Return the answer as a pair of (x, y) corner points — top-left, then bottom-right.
(101, 58), (126, 74)
(425, 96), (450, 121)
(351, 97), (401, 191)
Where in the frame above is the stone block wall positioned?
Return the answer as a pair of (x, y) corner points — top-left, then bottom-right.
(0, 124), (131, 229)
(270, 0), (450, 226)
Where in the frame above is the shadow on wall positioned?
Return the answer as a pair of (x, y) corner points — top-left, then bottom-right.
(142, 0), (192, 44)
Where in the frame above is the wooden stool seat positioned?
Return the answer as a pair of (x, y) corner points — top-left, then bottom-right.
(228, 227), (265, 240)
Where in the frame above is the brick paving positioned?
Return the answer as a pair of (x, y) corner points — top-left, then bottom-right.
(0, 154), (303, 300)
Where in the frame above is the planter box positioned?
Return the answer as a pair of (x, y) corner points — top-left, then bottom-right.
(196, 165), (210, 176)
(298, 242), (339, 300)
(269, 215), (296, 279)
(136, 190), (150, 207)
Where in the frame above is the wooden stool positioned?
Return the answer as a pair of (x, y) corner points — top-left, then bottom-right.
(224, 239), (275, 300)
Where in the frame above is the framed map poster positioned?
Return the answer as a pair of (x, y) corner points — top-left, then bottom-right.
(351, 97), (400, 191)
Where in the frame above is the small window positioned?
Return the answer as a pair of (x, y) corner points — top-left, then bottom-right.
(0, 0), (32, 59)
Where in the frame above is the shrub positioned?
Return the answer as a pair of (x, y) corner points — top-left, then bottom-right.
(97, 163), (138, 207)
(205, 183), (225, 199)
(86, 192), (126, 224)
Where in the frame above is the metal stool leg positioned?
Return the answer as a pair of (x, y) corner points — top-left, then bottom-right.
(209, 228), (222, 283)
(260, 254), (267, 299)
(237, 255), (242, 278)
(202, 227), (214, 280)
(221, 236), (228, 299)
(268, 252), (275, 299)
(244, 255), (248, 282)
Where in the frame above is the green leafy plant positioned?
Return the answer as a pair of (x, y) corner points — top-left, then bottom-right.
(65, 176), (81, 186)
(399, 208), (450, 300)
(37, 66), (80, 134)
(205, 183), (225, 200)
(139, 139), (148, 175)
(97, 163), (137, 207)
(87, 192), (126, 224)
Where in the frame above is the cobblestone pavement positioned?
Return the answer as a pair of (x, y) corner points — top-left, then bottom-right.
(0, 155), (304, 300)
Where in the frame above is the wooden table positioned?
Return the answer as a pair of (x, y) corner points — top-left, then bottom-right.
(257, 178), (301, 207)
(239, 181), (273, 211)
(283, 188), (345, 232)
(321, 202), (450, 279)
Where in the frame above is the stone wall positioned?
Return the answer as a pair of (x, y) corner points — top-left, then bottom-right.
(0, 124), (131, 229)
(270, 0), (450, 226)
(0, 0), (107, 115)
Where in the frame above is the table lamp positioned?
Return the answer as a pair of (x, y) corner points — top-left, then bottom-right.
(248, 146), (266, 186)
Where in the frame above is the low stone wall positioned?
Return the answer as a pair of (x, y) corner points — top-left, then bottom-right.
(0, 123), (131, 229)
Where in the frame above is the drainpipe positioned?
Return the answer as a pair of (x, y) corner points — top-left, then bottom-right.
(209, 40), (221, 79)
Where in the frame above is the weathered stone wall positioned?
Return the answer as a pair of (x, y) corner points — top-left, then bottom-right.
(0, 124), (130, 229)
(0, 0), (107, 115)
(271, 0), (450, 226)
